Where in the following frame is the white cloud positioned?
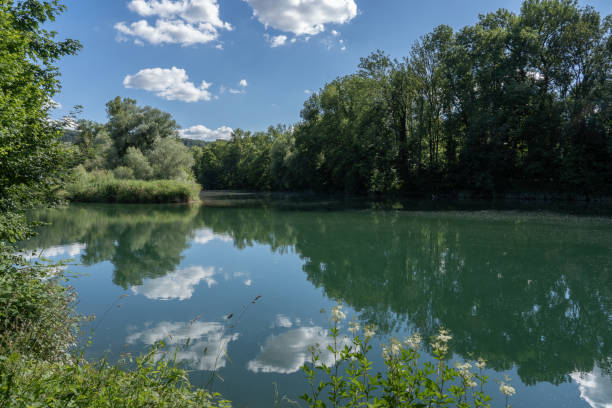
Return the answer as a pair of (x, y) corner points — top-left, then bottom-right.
(571, 367), (612, 408)
(215, 43), (223, 50)
(116, 0), (232, 46)
(304, 89), (312, 95)
(239, 79), (248, 87)
(123, 67), (212, 102)
(228, 88), (244, 94)
(127, 320), (239, 370)
(266, 34), (287, 47)
(131, 266), (217, 300)
(245, 0), (357, 36)
(247, 326), (350, 374)
(331, 29), (339, 36)
(180, 124), (232, 141)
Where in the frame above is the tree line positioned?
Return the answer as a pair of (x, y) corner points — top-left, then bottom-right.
(193, 0), (611, 196)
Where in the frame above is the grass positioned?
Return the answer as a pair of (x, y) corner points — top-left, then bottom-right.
(66, 170), (201, 204)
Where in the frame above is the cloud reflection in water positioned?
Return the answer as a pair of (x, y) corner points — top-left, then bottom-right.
(571, 366), (612, 408)
(127, 321), (239, 371)
(131, 266), (217, 300)
(248, 326), (350, 374)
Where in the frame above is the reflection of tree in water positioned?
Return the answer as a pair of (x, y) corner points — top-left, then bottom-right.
(200, 208), (612, 386)
(25, 204), (201, 288)
(24, 204), (612, 385)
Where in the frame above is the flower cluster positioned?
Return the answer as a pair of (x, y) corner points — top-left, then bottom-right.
(431, 328), (452, 355)
(405, 332), (422, 350)
(499, 382), (516, 396)
(331, 304), (346, 323)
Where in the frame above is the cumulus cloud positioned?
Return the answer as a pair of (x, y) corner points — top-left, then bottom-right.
(123, 67), (212, 102)
(239, 79), (248, 87)
(245, 0), (357, 36)
(131, 266), (217, 300)
(265, 34), (287, 47)
(127, 320), (239, 370)
(115, 0), (232, 46)
(247, 326), (350, 374)
(179, 125), (234, 141)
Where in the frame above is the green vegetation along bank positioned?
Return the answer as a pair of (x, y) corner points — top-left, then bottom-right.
(0, 1), (219, 406)
(191, 0), (611, 197)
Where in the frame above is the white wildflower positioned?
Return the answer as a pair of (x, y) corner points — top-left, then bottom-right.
(431, 341), (448, 355)
(331, 304), (346, 323)
(467, 380), (478, 388)
(435, 328), (452, 343)
(476, 357), (486, 369)
(455, 362), (472, 372)
(348, 321), (360, 335)
(390, 338), (402, 357)
(405, 333), (422, 350)
(364, 325), (376, 339)
(499, 382), (516, 396)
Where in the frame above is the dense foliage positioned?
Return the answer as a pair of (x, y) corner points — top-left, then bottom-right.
(1, 347), (230, 408)
(194, 0), (611, 196)
(0, 0), (80, 210)
(0, 2), (218, 407)
(64, 97), (200, 202)
(71, 97), (194, 181)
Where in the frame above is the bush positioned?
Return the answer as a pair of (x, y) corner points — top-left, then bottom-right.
(0, 241), (78, 361)
(66, 170), (201, 203)
(0, 346), (230, 408)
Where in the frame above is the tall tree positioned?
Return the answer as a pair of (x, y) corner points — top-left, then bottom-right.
(0, 0), (81, 211)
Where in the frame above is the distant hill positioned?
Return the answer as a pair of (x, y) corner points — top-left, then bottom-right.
(180, 138), (209, 148)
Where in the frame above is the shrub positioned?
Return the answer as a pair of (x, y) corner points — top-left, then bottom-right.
(301, 304), (515, 408)
(0, 241), (78, 362)
(0, 346), (230, 408)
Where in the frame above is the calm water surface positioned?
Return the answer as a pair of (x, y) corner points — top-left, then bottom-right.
(23, 196), (612, 408)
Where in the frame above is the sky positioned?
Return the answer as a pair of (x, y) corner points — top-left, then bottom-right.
(51, 0), (612, 141)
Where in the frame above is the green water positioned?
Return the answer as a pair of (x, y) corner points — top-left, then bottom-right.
(23, 196), (612, 408)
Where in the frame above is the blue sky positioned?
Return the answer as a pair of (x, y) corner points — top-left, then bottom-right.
(52, 0), (611, 141)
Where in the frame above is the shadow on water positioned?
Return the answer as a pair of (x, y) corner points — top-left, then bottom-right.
(22, 198), (612, 389)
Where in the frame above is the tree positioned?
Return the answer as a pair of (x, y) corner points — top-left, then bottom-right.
(0, 0), (81, 211)
(147, 138), (195, 181)
(123, 147), (153, 180)
(105, 97), (179, 157)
